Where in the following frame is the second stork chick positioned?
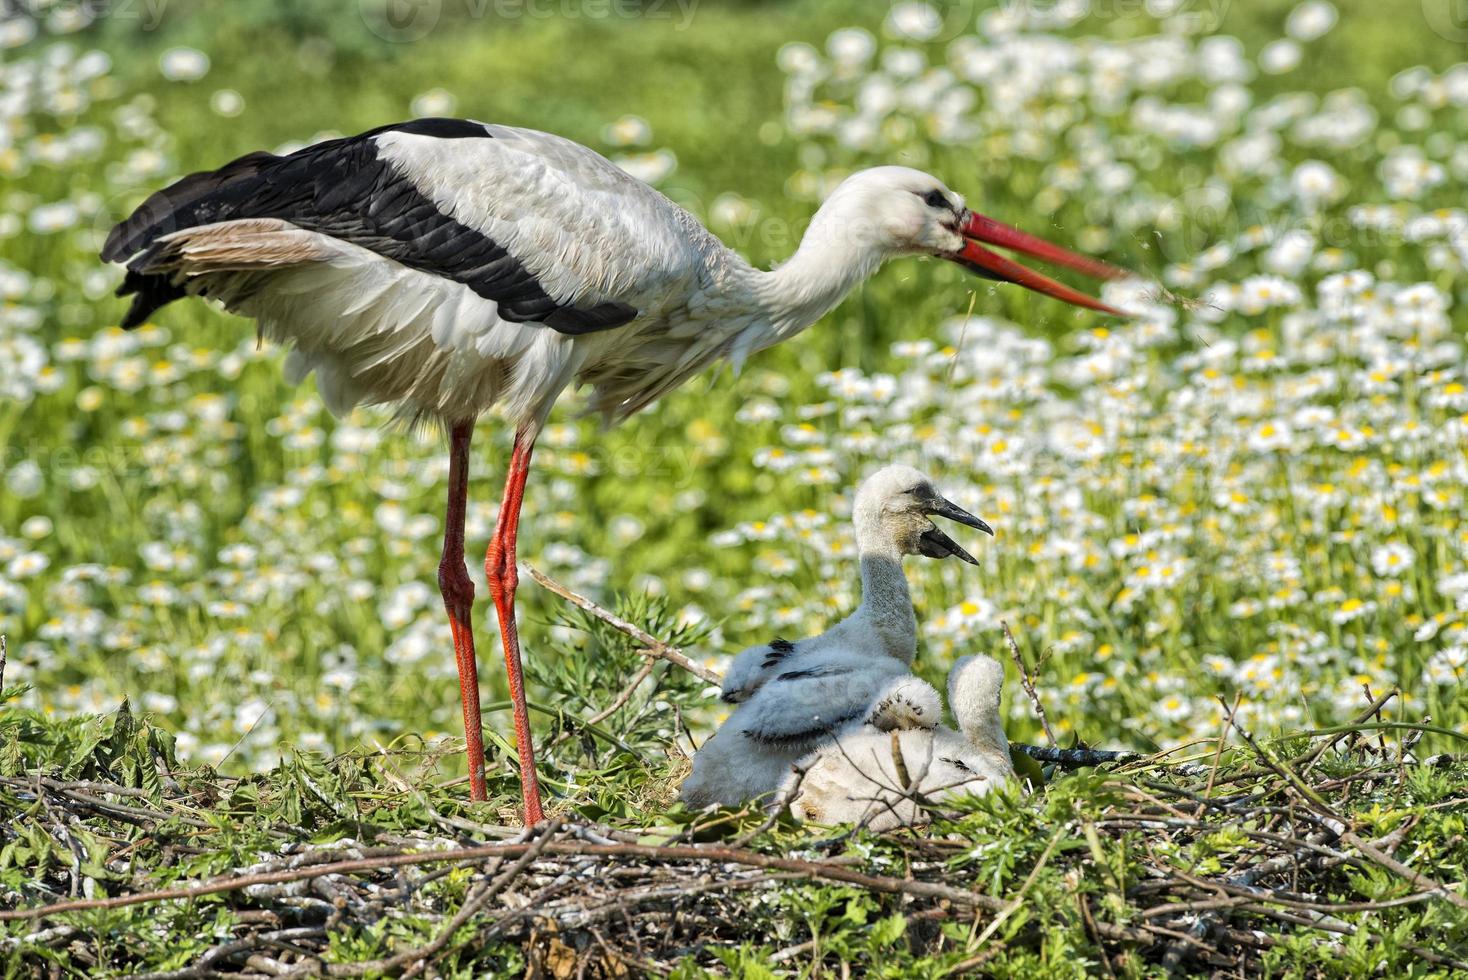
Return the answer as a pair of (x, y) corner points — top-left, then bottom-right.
(678, 465), (991, 808)
(781, 654), (1016, 831)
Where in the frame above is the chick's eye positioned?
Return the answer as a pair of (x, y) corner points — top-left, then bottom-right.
(923, 190), (949, 209)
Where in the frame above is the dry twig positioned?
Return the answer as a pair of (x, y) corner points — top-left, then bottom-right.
(527, 564), (721, 684)
(1001, 620), (1056, 747)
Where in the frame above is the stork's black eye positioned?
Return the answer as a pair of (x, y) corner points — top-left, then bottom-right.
(922, 189), (949, 209)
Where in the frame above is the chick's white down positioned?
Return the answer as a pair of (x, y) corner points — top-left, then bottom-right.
(782, 654), (1015, 831)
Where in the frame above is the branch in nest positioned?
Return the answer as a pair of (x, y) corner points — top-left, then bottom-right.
(526, 564), (721, 685)
(334, 818), (565, 979)
(1225, 707), (1468, 914)
(1000, 620), (1056, 747)
(0, 833), (1008, 923)
(1013, 744), (1140, 768)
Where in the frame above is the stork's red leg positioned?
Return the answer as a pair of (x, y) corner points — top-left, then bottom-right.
(485, 430), (544, 825)
(439, 420), (488, 801)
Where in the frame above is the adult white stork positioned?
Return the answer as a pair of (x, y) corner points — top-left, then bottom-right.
(102, 117), (1128, 824)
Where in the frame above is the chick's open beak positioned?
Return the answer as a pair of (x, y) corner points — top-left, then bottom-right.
(916, 497), (994, 566)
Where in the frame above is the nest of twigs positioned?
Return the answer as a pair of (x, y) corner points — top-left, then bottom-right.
(3, 695), (1466, 977)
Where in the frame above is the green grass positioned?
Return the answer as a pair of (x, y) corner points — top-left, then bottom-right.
(4, 656), (1467, 976)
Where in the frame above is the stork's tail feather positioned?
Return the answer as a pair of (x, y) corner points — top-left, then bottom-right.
(103, 150), (281, 263)
(104, 150), (286, 329)
(111, 219), (335, 329)
(114, 270), (183, 330)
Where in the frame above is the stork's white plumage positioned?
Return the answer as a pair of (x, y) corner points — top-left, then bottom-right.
(103, 118), (1126, 823)
(678, 466), (992, 809)
(782, 654), (1016, 831)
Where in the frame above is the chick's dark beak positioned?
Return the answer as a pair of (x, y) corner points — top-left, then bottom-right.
(917, 526), (980, 565)
(915, 496), (994, 566)
(930, 498), (994, 536)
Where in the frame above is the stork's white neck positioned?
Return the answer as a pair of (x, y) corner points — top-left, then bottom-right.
(844, 494), (919, 665)
(752, 201), (890, 338)
(950, 663), (1011, 758)
(958, 705), (1010, 757)
(852, 553), (918, 664)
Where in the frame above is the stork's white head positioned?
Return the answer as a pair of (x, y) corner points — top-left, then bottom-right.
(808, 166), (1129, 316)
(851, 464), (993, 563)
(819, 166), (970, 257)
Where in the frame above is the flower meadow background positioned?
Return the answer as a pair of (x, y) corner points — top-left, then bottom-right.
(3, 0), (1468, 805)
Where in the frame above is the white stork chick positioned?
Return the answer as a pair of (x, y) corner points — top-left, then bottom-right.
(781, 654), (1015, 831)
(678, 465), (992, 808)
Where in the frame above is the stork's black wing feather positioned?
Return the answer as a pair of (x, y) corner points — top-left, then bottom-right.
(103, 118), (637, 334)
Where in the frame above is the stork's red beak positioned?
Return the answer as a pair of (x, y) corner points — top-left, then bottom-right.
(947, 211), (1132, 316)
